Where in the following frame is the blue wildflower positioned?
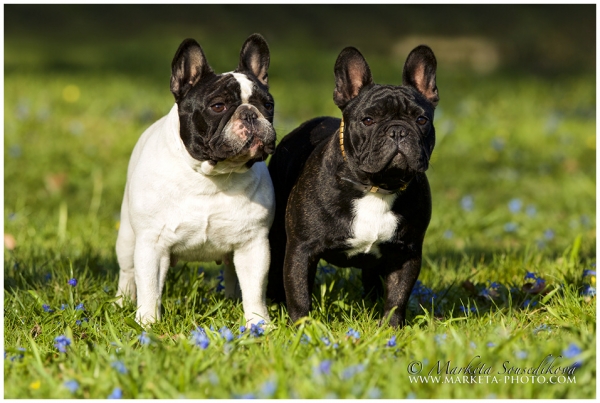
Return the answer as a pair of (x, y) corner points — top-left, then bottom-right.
(239, 325), (247, 334)
(387, 335), (397, 348)
(138, 332), (150, 345)
(525, 205), (537, 217)
(260, 380), (277, 398)
(208, 371), (219, 385)
(43, 273), (52, 282)
(250, 322), (265, 338)
(459, 305), (476, 314)
(487, 342), (496, 348)
(504, 222), (518, 233)
(515, 350), (528, 359)
(111, 360), (127, 374)
(443, 230), (454, 239)
(60, 303), (68, 310)
(75, 303), (84, 311)
(508, 198), (522, 213)
(490, 282), (500, 289)
(317, 360), (332, 375)
(10, 347), (25, 361)
(321, 336), (331, 346)
(108, 387), (123, 399)
(54, 335), (71, 353)
(563, 343), (582, 358)
(562, 343), (583, 368)
(319, 264), (336, 274)
(300, 334), (311, 345)
(461, 195), (474, 212)
(346, 328), (360, 340)
(64, 380), (79, 393)
(523, 299), (538, 308)
(583, 270), (596, 277)
(76, 320), (82, 326)
(68, 278), (78, 287)
(219, 327), (234, 342)
(525, 272), (537, 280)
(407, 392), (417, 399)
(368, 388), (382, 399)
(470, 341), (476, 349)
(191, 328), (210, 349)
(342, 364), (365, 379)
(216, 270), (224, 292)
(544, 229), (555, 240)
(582, 285), (596, 297)
(42, 304), (54, 313)
(434, 334), (447, 345)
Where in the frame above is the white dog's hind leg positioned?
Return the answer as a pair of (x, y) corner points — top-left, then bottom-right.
(233, 236), (271, 326)
(115, 197), (136, 306)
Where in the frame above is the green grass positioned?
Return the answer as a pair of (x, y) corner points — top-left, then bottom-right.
(4, 36), (596, 398)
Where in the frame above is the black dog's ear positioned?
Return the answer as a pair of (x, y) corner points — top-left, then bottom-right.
(170, 39), (214, 101)
(333, 47), (374, 109)
(402, 45), (439, 107)
(236, 33), (270, 86)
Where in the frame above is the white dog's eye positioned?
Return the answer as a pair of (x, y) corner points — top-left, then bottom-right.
(211, 103), (226, 113)
(416, 116), (428, 125)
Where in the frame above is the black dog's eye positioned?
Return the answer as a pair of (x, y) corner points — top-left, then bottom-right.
(362, 117), (375, 126)
(416, 116), (428, 126)
(264, 102), (274, 111)
(211, 103), (226, 113)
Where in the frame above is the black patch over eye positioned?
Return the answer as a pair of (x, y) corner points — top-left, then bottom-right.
(211, 103), (226, 113)
(416, 116), (428, 126)
(362, 117), (375, 126)
(264, 102), (274, 111)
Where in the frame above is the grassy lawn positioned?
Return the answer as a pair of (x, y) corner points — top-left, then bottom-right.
(3, 9), (596, 398)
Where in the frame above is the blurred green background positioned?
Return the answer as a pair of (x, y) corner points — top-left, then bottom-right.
(4, 3), (596, 267)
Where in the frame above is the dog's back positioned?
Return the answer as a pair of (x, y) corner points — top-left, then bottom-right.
(266, 116), (340, 302)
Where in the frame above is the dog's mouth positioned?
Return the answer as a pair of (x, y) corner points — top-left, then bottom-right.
(355, 145), (430, 191)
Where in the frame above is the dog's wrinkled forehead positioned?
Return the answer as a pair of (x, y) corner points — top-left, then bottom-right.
(350, 85), (432, 118)
(189, 73), (253, 106)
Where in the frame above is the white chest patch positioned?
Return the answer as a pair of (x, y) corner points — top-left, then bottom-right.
(346, 192), (399, 258)
(230, 72), (254, 103)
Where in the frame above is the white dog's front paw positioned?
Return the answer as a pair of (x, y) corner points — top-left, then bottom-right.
(136, 308), (160, 327)
(245, 313), (270, 327)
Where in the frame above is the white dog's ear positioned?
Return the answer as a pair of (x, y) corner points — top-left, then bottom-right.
(236, 33), (270, 86)
(170, 39), (214, 101)
(402, 45), (439, 107)
(333, 47), (374, 109)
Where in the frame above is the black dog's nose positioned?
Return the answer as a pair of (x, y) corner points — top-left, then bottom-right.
(390, 127), (407, 138)
(241, 109), (258, 121)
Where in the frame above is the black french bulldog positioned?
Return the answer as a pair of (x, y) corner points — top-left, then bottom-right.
(266, 45), (438, 327)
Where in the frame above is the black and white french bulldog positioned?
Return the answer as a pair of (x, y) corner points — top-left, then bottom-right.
(116, 34), (276, 326)
(267, 45), (438, 327)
